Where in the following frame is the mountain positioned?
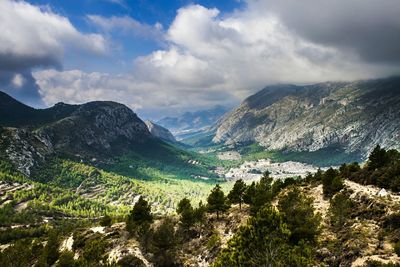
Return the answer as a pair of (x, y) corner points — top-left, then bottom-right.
(0, 94), (153, 175)
(213, 77), (400, 160)
(145, 120), (177, 143)
(156, 105), (229, 140)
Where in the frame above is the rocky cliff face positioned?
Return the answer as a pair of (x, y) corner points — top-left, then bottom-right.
(213, 77), (400, 158)
(0, 94), (152, 175)
(36, 101), (151, 154)
(145, 120), (176, 143)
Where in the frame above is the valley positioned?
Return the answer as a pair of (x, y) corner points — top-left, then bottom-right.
(1, 77), (400, 266)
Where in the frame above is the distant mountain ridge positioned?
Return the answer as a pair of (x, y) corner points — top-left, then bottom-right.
(156, 105), (229, 140)
(213, 77), (400, 160)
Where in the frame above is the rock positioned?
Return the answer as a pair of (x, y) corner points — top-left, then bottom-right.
(212, 77), (400, 159)
(0, 94), (153, 176)
(377, 188), (388, 197)
(145, 120), (176, 143)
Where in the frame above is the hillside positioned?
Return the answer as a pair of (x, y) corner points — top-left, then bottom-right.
(145, 121), (177, 143)
(213, 77), (400, 162)
(1, 147), (400, 266)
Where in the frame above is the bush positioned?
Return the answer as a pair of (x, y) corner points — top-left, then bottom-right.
(100, 214), (112, 227)
(152, 218), (178, 267)
(118, 254), (146, 267)
(394, 241), (400, 256)
(56, 251), (76, 267)
(329, 192), (353, 227)
(82, 236), (108, 263)
(206, 233), (221, 250)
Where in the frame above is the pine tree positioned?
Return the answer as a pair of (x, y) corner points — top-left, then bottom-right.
(329, 192), (353, 227)
(228, 179), (247, 210)
(214, 205), (314, 266)
(243, 181), (256, 205)
(251, 171), (273, 214)
(368, 145), (388, 170)
(177, 197), (195, 228)
(322, 168), (343, 197)
(207, 184), (229, 219)
(152, 217), (177, 266)
(126, 196), (153, 234)
(278, 187), (321, 244)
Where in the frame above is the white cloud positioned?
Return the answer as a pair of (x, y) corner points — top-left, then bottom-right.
(87, 15), (164, 41)
(33, 69), (234, 118)
(11, 74), (25, 88)
(35, 3), (400, 118)
(0, 0), (107, 71)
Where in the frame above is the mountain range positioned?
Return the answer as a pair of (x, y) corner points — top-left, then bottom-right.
(212, 77), (400, 161)
(0, 92), (207, 180)
(156, 105), (229, 140)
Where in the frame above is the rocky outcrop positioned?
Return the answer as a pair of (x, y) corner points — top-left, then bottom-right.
(145, 121), (176, 143)
(0, 128), (53, 176)
(37, 101), (151, 154)
(0, 93), (152, 175)
(213, 77), (400, 159)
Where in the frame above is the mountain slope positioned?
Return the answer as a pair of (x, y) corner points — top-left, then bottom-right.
(145, 120), (176, 143)
(213, 77), (400, 159)
(0, 92), (216, 181)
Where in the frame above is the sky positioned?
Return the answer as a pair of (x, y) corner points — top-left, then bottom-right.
(0, 0), (400, 119)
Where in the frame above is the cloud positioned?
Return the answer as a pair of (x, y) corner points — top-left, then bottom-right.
(106, 0), (128, 9)
(33, 69), (235, 118)
(34, 3), (400, 118)
(0, 0), (108, 107)
(0, 0), (107, 72)
(87, 15), (164, 41)
(0, 70), (44, 107)
(248, 0), (400, 64)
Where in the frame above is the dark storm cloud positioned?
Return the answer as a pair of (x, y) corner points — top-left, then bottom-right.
(0, 71), (44, 107)
(0, 54), (61, 73)
(251, 0), (400, 64)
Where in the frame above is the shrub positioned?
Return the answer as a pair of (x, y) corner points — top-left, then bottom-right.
(100, 214), (112, 227)
(394, 241), (400, 256)
(118, 254), (146, 267)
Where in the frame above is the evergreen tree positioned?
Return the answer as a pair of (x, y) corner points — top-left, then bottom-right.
(250, 171), (273, 214)
(152, 217), (178, 266)
(56, 251), (76, 267)
(322, 168), (343, 197)
(193, 200), (206, 224)
(177, 197), (195, 228)
(329, 192), (353, 227)
(228, 179), (247, 210)
(207, 184), (229, 219)
(126, 196), (153, 235)
(243, 181), (256, 205)
(214, 205), (315, 266)
(42, 230), (60, 266)
(278, 187), (321, 244)
(100, 214), (112, 227)
(368, 145), (388, 170)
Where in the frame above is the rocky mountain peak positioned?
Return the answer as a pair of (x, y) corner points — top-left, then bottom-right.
(145, 120), (176, 143)
(213, 77), (400, 159)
